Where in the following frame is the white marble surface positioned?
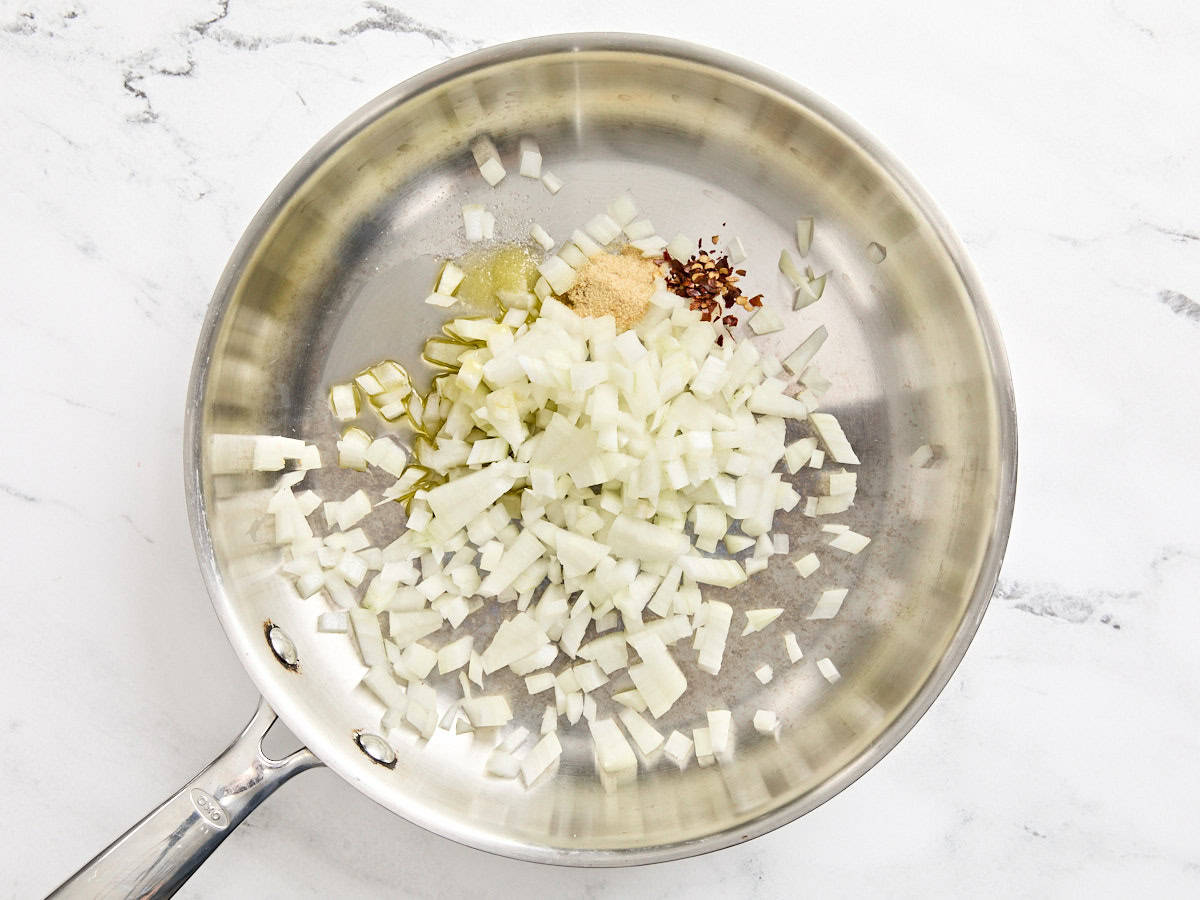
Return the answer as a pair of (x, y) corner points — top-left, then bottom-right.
(2, 0), (1198, 896)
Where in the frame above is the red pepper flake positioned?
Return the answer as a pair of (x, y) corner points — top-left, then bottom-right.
(659, 239), (773, 338)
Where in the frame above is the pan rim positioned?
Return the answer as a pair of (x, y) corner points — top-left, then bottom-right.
(184, 32), (1017, 867)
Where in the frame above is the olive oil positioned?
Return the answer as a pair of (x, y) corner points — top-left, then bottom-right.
(453, 244), (539, 312)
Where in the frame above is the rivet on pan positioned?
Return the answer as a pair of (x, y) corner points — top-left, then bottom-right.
(354, 732), (397, 768)
(264, 621), (299, 670)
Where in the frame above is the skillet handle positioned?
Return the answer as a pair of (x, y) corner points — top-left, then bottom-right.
(49, 697), (321, 899)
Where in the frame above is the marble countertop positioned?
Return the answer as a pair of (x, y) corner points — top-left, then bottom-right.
(3, 1), (1198, 896)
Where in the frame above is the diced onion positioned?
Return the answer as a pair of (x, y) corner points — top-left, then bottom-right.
(753, 709), (778, 734)
(817, 657), (841, 683)
(663, 730), (693, 768)
(829, 530), (871, 554)
(782, 326), (829, 376)
(748, 308), (784, 335)
(796, 217), (814, 256)
(529, 223), (555, 251)
(518, 137), (542, 178)
(471, 137), (505, 186)
(792, 552), (820, 578)
(784, 631), (804, 663)
(706, 709), (731, 754)
(808, 588), (848, 620)
(741, 608), (783, 635)
(301, 207), (877, 792)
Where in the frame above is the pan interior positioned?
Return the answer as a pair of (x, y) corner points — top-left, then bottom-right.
(191, 38), (1012, 864)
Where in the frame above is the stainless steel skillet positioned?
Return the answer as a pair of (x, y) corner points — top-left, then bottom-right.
(53, 33), (1016, 896)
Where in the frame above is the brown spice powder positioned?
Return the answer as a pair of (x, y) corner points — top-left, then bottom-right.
(565, 248), (658, 331)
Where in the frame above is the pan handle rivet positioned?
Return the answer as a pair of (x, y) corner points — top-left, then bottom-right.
(265, 622), (299, 669)
(354, 732), (397, 768)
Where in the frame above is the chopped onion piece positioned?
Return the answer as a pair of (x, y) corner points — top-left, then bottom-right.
(748, 308), (784, 335)
(401, 642), (438, 679)
(829, 530), (871, 554)
(693, 726), (714, 767)
(540, 704), (557, 734)
(329, 383), (359, 421)
(623, 218), (656, 240)
(558, 242), (588, 269)
(663, 730), (694, 768)
(589, 717), (637, 776)
(728, 236), (747, 264)
(782, 326), (829, 376)
(796, 217), (814, 256)
(824, 469), (857, 497)
(471, 137), (505, 186)
(678, 556), (746, 588)
(779, 248), (805, 288)
(866, 241), (887, 263)
(462, 695), (513, 727)
(570, 228), (603, 257)
(387, 610), (442, 648)
(480, 611), (549, 674)
(707, 709), (732, 754)
(626, 632), (687, 718)
(529, 223), (555, 251)
(631, 236), (667, 257)
(521, 731), (561, 785)
(349, 608), (386, 667)
(437, 261), (465, 295)
(665, 233), (694, 262)
(437, 635), (473, 674)
(536, 255), (577, 295)
(611, 689), (647, 712)
(809, 588), (849, 620)
(817, 657), (841, 683)
(724, 535), (755, 554)
(741, 608), (783, 635)
(583, 213), (622, 246)
(607, 195), (638, 226)
(792, 552), (820, 578)
(617, 708), (664, 755)
(336, 490), (372, 531)
(809, 412), (860, 464)
(784, 631), (803, 663)
(518, 137), (542, 178)
(317, 611), (348, 633)
(695, 601), (733, 675)
(797, 271), (827, 308)
(525, 671), (555, 694)
(541, 171), (564, 194)
(753, 709), (778, 734)
(462, 204), (485, 242)
(754, 664), (773, 684)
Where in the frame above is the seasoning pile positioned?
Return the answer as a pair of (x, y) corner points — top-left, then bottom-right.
(565, 249), (658, 332)
(662, 239), (763, 342)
